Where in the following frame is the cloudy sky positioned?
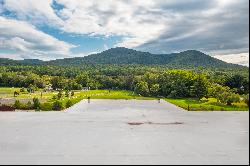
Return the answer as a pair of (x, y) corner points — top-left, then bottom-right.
(0, 0), (249, 66)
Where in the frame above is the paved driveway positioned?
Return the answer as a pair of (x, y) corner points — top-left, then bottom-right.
(0, 100), (249, 165)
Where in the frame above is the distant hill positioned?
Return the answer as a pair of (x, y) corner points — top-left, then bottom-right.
(0, 47), (247, 69)
(0, 58), (43, 66)
(47, 47), (246, 68)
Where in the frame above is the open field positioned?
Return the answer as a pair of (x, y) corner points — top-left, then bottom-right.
(0, 88), (156, 111)
(0, 100), (248, 165)
(165, 98), (249, 111)
(0, 87), (56, 100)
(0, 88), (249, 111)
(0, 88), (154, 101)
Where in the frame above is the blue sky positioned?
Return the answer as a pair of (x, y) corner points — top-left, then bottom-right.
(0, 0), (249, 66)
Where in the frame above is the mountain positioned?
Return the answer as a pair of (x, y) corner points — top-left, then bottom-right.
(0, 58), (43, 65)
(47, 48), (245, 68)
(0, 47), (247, 68)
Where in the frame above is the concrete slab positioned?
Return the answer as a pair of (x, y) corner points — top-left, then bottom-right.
(0, 100), (249, 165)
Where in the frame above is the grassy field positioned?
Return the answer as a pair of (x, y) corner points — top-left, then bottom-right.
(0, 88), (156, 111)
(45, 90), (156, 110)
(0, 88), (154, 100)
(165, 98), (249, 111)
(0, 87), (21, 98)
(72, 90), (155, 100)
(0, 87), (56, 99)
(1, 87), (249, 111)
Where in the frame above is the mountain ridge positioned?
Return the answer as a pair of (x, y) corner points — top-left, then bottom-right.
(0, 47), (248, 69)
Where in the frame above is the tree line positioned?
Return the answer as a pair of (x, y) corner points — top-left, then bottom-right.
(0, 65), (249, 106)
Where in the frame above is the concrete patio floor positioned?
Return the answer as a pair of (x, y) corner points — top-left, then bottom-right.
(0, 100), (249, 165)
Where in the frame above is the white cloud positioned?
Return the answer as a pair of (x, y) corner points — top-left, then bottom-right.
(0, 53), (23, 60)
(213, 53), (249, 67)
(1, 0), (167, 48)
(2, 0), (63, 26)
(0, 0), (249, 65)
(103, 44), (109, 50)
(0, 16), (75, 60)
(55, 0), (166, 47)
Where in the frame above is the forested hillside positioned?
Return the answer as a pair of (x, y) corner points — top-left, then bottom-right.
(0, 48), (247, 69)
(48, 48), (245, 68)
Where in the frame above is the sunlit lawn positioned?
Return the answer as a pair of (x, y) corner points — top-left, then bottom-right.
(2, 87), (248, 111)
(49, 90), (156, 107)
(165, 98), (249, 111)
(0, 87), (56, 99)
(0, 88), (156, 111)
(0, 88), (155, 100)
(0, 87), (21, 98)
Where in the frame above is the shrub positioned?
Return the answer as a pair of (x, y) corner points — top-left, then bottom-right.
(21, 101), (33, 110)
(244, 94), (249, 107)
(40, 102), (53, 111)
(33, 98), (40, 110)
(66, 100), (73, 108)
(57, 91), (63, 99)
(65, 90), (70, 97)
(14, 100), (21, 109)
(52, 100), (64, 111)
(226, 93), (240, 106)
(20, 87), (26, 92)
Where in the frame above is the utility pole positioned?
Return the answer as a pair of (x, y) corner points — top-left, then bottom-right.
(88, 97), (90, 104)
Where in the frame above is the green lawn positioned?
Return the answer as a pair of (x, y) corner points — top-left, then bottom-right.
(48, 90), (156, 108)
(0, 87), (21, 98)
(72, 90), (155, 100)
(1, 87), (248, 111)
(0, 88), (156, 111)
(0, 88), (155, 101)
(165, 98), (249, 111)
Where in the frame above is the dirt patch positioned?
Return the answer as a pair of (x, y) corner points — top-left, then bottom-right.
(127, 122), (184, 126)
(127, 122), (145, 126)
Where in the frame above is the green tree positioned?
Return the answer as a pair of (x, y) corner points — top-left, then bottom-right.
(208, 84), (227, 102)
(225, 74), (249, 94)
(76, 73), (90, 87)
(150, 84), (160, 96)
(51, 76), (66, 90)
(159, 70), (192, 98)
(134, 81), (150, 96)
(190, 74), (208, 100)
(208, 84), (240, 105)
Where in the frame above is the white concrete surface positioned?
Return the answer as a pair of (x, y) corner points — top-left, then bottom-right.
(0, 100), (249, 165)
